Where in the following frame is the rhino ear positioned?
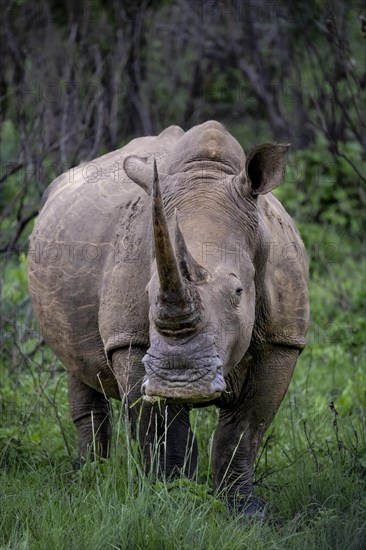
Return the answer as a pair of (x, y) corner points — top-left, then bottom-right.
(244, 143), (290, 196)
(123, 156), (153, 195)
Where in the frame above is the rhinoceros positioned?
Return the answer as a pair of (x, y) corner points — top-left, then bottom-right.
(28, 121), (309, 516)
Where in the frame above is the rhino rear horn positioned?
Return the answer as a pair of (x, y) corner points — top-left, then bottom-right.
(174, 209), (211, 283)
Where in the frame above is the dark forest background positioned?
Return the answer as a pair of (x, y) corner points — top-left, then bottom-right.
(1, 0), (365, 255)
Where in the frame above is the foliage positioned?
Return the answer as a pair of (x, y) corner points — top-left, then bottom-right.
(277, 138), (365, 237)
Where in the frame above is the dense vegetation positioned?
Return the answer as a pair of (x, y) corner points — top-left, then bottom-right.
(1, 1), (365, 548)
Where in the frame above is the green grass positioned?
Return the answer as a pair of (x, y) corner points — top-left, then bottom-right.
(1, 266), (365, 550)
(1, 400), (365, 550)
(1, 258), (366, 549)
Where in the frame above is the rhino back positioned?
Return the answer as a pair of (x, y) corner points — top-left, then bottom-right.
(28, 126), (184, 397)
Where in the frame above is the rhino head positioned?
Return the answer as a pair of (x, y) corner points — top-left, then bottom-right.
(124, 121), (289, 404)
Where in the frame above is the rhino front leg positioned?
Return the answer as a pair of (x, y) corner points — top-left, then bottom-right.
(112, 347), (198, 478)
(155, 404), (198, 479)
(132, 402), (198, 479)
(212, 345), (299, 517)
(68, 372), (112, 460)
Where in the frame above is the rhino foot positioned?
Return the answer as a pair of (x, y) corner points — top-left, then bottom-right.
(227, 492), (267, 520)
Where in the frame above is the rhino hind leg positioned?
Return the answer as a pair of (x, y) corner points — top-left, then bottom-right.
(212, 345), (299, 517)
(112, 347), (198, 479)
(68, 372), (112, 460)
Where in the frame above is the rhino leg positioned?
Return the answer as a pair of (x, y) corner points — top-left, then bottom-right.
(212, 345), (299, 517)
(132, 402), (198, 479)
(112, 347), (198, 478)
(68, 372), (112, 460)
(157, 404), (198, 479)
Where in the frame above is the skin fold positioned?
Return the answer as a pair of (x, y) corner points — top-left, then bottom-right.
(28, 121), (309, 516)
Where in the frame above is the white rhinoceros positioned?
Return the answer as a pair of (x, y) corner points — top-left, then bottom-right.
(28, 121), (309, 516)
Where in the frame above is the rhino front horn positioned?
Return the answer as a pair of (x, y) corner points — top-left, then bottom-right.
(152, 159), (185, 301)
(152, 160), (203, 332)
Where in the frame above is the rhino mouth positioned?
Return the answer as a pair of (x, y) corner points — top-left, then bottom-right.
(141, 338), (226, 403)
(141, 369), (226, 404)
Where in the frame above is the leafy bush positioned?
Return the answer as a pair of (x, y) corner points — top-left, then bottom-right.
(276, 138), (365, 238)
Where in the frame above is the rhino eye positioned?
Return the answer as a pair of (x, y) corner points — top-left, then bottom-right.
(235, 287), (243, 296)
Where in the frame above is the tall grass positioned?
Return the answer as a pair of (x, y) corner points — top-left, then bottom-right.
(1, 388), (365, 549)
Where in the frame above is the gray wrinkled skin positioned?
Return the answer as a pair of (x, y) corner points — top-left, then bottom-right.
(28, 121), (309, 516)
